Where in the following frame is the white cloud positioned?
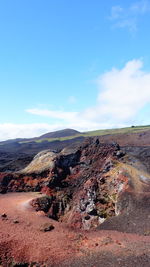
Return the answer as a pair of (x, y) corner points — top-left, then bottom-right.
(110, 6), (124, 19)
(110, 0), (150, 33)
(130, 0), (150, 14)
(26, 108), (78, 121)
(1, 59), (150, 141)
(27, 59), (150, 131)
(96, 59), (150, 122)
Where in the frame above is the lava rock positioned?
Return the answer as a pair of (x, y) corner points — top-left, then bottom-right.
(1, 213), (7, 218)
(84, 215), (91, 220)
(13, 220), (19, 224)
(115, 150), (125, 158)
(40, 223), (55, 232)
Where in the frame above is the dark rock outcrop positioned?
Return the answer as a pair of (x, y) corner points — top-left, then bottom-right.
(0, 138), (126, 229)
(0, 136), (150, 233)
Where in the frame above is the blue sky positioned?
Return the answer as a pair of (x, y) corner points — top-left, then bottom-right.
(0, 0), (150, 140)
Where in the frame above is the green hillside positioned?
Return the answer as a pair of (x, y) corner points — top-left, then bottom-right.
(20, 125), (150, 144)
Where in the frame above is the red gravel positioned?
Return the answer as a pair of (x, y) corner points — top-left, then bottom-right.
(0, 193), (150, 266)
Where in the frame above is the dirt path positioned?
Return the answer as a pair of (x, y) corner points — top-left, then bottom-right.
(0, 192), (78, 266)
(0, 192), (150, 267)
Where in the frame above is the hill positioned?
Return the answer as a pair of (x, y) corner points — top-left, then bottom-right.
(38, 128), (80, 139)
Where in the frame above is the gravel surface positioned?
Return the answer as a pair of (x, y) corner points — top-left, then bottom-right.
(0, 192), (150, 266)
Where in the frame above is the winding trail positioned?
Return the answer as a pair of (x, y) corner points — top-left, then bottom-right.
(0, 192), (77, 266)
(0, 192), (150, 266)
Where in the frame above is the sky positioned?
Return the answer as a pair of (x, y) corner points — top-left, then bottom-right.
(0, 0), (150, 140)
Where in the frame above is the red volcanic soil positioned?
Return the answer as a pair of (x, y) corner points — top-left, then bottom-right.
(0, 193), (150, 267)
(0, 192), (77, 266)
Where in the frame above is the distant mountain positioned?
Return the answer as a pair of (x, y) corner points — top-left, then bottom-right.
(0, 128), (81, 145)
(38, 128), (81, 139)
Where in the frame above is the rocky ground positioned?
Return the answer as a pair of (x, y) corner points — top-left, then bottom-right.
(0, 192), (150, 267)
(0, 134), (150, 266)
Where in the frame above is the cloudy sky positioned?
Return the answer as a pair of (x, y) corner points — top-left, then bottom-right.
(0, 0), (150, 140)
